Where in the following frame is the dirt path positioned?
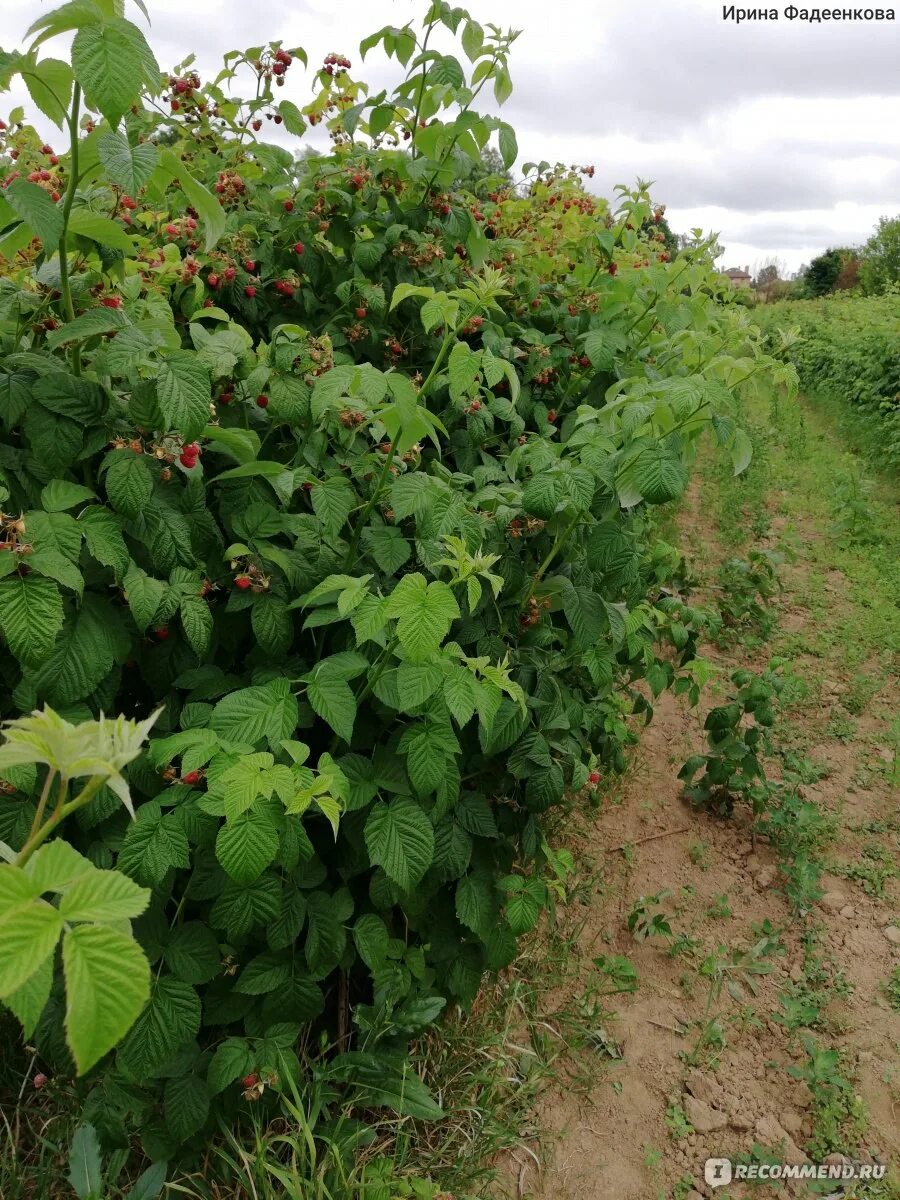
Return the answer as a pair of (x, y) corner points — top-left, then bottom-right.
(518, 395), (899, 1200)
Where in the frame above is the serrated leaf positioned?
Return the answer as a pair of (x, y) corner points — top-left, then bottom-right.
(307, 674), (356, 743)
(98, 130), (158, 194)
(310, 477), (355, 537)
(40, 480), (96, 511)
(5, 180), (63, 247)
(116, 975), (201, 1080)
(123, 564), (167, 633)
(385, 573), (459, 662)
(0, 574), (64, 666)
(68, 210), (135, 252)
(180, 595), (213, 657)
(455, 874), (494, 940)
(79, 507), (129, 581)
(63, 924), (151, 1074)
(105, 451), (153, 518)
(164, 922), (221, 984)
(364, 798), (434, 891)
(630, 445), (688, 505)
(361, 525), (411, 574)
(216, 808), (280, 884)
(71, 17), (160, 128)
(207, 1037), (252, 1095)
(59, 869), (149, 923)
(251, 595), (292, 656)
(156, 353), (212, 440)
(164, 1072), (209, 1141)
(23, 57), (73, 128)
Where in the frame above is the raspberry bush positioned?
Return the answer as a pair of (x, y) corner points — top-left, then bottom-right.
(0, 0), (794, 1163)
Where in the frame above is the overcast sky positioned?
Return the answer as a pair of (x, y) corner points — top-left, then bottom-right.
(5, 0), (899, 274)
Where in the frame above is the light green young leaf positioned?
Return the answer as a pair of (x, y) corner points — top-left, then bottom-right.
(62, 923), (151, 1074)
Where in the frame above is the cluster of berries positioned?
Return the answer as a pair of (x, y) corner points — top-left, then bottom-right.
(519, 595), (551, 628)
(165, 71), (204, 112)
(232, 563), (270, 592)
(164, 217), (199, 241)
(213, 170), (246, 201)
(179, 442), (201, 470)
(323, 52), (352, 74)
(339, 408), (367, 428)
(507, 515), (546, 538)
(253, 47), (294, 86)
(250, 111), (284, 131)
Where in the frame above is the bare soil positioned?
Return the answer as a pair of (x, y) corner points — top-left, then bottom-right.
(510, 452), (899, 1200)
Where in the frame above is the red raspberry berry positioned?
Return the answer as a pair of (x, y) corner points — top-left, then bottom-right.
(154, 626), (170, 641)
(33, 1073), (48, 1089)
(219, 391), (233, 405)
(588, 771), (600, 784)
(235, 575), (252, 590)
(293, 241), (304, 254)
(224, 267), (236, 282)
(283, 199), (294, 212)
(100, 296), (122, 308)
(252, 119), (262, 131)
(179, 452), (197, 468)
(243, 260), (256, 272)
(244, 285), (256, 298)
(241, 1073), (258, 1088)
(182, 770), (201, 786)
(608, 262), (618, 276)
(207, 273), (220, 288)
(256, 394), (269, 408)
(355, 307), (366, 318)
(547, 409), (557, 423)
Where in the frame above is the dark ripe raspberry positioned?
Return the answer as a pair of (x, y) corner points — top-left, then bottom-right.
(293, 242), (304, 254)
(154, 626), (170, 641)
(219, 391), (233, 405)
(256, 394), (269, 408)
(608, 262), (618, 275)
(244, 285), (256, 298)
(243, 260), (256, 272)
(283, 199), (294, 212)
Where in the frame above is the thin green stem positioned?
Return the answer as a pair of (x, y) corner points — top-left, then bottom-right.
(57, 84), (82, 375)
(522, 511), (583, 607)
(26, 769), (58, 844)
(14, 775), (103, 868)
(410, 21), (436, 154)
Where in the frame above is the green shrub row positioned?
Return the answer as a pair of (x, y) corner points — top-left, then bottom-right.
(759, 296), (900, 469)
(0, 0), (793, 1171)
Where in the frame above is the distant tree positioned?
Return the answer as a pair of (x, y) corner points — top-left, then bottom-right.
(803, 248), (843, 297)
(833, 252), (860, 291)
(859, 214), (900, 295)
(756, 263), (779, 288)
